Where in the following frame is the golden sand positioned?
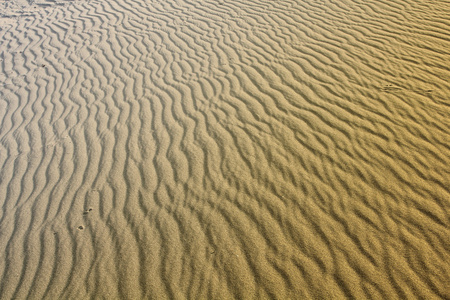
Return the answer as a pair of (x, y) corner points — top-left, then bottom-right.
(0, 0), (449, 298)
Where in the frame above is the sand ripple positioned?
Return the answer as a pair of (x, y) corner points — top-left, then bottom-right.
(0, 0), (449, 298)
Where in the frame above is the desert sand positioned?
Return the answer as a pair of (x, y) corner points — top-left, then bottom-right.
(0, 0), (449, 299)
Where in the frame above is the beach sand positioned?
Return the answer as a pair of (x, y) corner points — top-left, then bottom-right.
(0, 0), (449, 298)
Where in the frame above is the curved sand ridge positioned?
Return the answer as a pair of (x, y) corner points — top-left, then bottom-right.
(0, 0), (449, 298)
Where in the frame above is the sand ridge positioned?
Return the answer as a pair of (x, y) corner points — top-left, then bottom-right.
(0, 0), (449, 298)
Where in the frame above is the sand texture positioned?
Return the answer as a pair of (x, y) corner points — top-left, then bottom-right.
(0, 0), (449, 298)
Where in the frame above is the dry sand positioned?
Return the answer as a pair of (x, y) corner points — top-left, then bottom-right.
(0, 0), (449, 298)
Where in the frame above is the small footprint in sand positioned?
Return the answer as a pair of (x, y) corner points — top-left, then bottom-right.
(381, 84), (402, 92)
(78, 208), (93, 230)
(414, 88), (434, 96)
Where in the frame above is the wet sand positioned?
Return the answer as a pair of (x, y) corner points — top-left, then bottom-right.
(0, 0), (449, 298)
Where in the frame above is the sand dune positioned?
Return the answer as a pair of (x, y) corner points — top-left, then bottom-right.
(0, 0), (449, 298)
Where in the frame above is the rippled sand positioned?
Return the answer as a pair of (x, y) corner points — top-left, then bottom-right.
(0, 0), (449, 298)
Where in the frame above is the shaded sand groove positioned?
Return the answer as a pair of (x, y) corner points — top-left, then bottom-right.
(0, 0), (449, 298)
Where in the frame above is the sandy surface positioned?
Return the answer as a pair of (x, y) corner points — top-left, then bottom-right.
(0, 0), (449, 298)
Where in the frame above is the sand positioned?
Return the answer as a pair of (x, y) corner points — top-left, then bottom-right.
(0, 0), (449, 298)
